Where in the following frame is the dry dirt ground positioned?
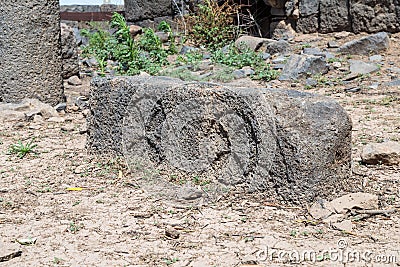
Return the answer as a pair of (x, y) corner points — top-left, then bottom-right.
(0, 32), (399, 267)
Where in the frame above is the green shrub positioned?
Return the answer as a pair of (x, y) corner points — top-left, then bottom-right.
(185, 0), (239, 50)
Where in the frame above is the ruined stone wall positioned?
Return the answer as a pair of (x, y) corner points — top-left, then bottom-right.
(0, 1), (64, 105)
(124, 0), (400, 35)
(286, 0), (400, 34)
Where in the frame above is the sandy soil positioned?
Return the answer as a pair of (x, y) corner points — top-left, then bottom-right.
(0, 32), (399, 266)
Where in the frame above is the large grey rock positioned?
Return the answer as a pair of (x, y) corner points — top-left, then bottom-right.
(87, 76), (352, 204)
(279, 55), (328, 81)
(0, 0), (64, 105)
(61, 23), (79, 80)
(337, 32), (390, 55)
(125, 0), (172, 22)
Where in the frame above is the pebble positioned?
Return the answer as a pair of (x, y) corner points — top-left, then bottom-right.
(67, 75), (82, 86)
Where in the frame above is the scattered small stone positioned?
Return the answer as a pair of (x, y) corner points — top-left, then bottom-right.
(349, 60), (379, 75)
(329, 192), (379, 213)
(54, 102), (67, 112)
(261, 52), (271, 60)
(384, 79), (400, 87)
(155, 31), (169, 43)
(334, 31), (351, 39)
(270, 20), (296, 41)
(61, 124), (75, 132)
(369, 55), (383, 62)
(129, 25), (142, 38)
(327, 40), (339, 48)
(67, 75), (82, 86)
(305, 78), (317, 87)
(48, 116), (65, 123)
(361, 141), (400, 165)
(332, 220), (353, 232)
(241, 66), (255, 76)
(165, 227), (180, 239)
(74, 165), (85, 174)
(368, 82), (379, 90)
(13, 122), (24, 128)
(342, 72), (360, 81)
(232, 69), (246, 79)
(302, 47), (321, 55)
(271, 56), (286, 64)
(179, 45), (197, 55)
(177, 186), (203, 200)
(82, 109), (90, 117)
(68, 105), (80, 112)
(32, 115), (43, 122)
(28, 124), (42, 130)
(331, 61), (342, 69)
(309, 200), (334, 220)
(344, 87), (361, 93)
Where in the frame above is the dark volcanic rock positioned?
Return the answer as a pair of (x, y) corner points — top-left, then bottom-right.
(279, 54), (328, 81)
(0, 0), (64, 105)
(337, 32), (390, 55)
(125, 0), (173, 22)
(87, 76), (352, 204)
(61, 23), (79, 80)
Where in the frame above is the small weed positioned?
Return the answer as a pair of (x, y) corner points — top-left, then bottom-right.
(185, 0), (240, 50)
(164, 258), (179, 265)
(9, 139), (37, 158)
(301, 43), (312, 49)
(53, 257), (64, 264)
(72, 201), (81, 207)
(68, 222), (81, 234)
(290, 230), (297, 237)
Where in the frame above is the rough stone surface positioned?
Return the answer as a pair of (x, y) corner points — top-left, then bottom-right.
(319, 0), (351, 33)
(61, 23), (79, 80)
(279, 54), (328, 81)
(0, 98), (59, 123)
(350, 0), (400, 33)
(0, 1), (64, 105)
(264, 40), (291, 55)
(349, 60), (380, 75)
(87, 76), (352, 204)
(235, 36), (271, 51)
(270, 20), (297, 40)
(291, 0), (400, 34)
(361, 141), (400, 165)
(337, 32), (390, 55)
(329, 192), (379, 213)
(125, 0), (172, 22)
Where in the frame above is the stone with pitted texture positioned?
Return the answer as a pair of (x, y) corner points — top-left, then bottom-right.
(0, 0), (64, 105)
(87, 76), (352, 204)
